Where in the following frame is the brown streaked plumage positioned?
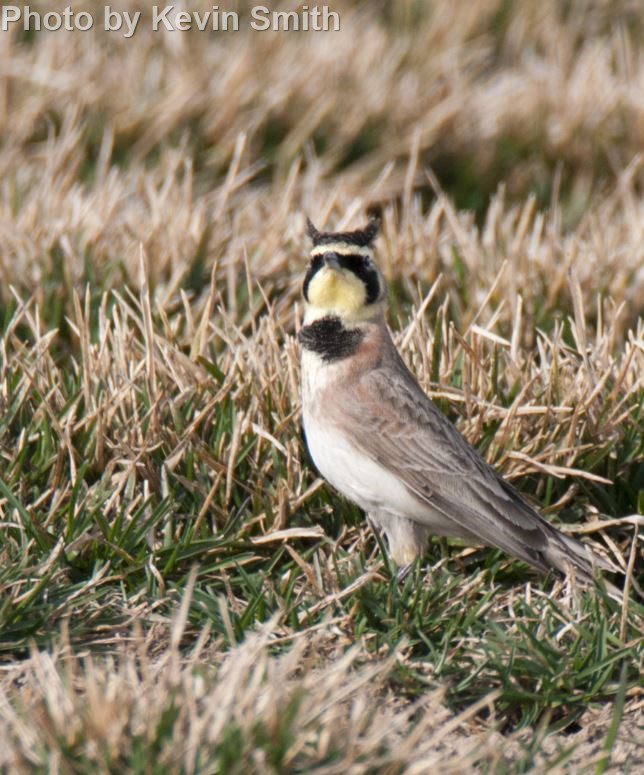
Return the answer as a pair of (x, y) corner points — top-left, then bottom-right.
(298, 218), (620, 593)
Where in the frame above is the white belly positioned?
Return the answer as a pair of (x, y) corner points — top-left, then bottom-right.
(300, 351), (465, 537)
(303, 410), (430, 521)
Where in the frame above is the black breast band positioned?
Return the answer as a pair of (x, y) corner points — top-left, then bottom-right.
(298, 316), (364, 363)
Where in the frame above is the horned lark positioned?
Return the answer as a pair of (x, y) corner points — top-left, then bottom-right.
(299, 217), (617, 589)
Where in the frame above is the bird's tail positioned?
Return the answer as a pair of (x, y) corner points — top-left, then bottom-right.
(543, 528), (623, 600)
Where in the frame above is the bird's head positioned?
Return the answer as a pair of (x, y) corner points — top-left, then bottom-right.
(302, 218), (386, 324)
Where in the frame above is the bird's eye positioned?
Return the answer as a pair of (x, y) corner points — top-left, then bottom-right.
(303, 255), (324, 301)
(309, 255), (323, 273)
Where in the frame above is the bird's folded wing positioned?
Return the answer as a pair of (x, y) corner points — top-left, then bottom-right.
(343, 366), (557, 563)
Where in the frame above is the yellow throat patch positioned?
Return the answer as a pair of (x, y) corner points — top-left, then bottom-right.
(306, 266), (367, 319)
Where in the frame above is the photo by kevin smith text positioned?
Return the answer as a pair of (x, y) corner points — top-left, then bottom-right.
(0, 5), (342, 36)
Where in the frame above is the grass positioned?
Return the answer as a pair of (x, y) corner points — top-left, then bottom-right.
(0, 0), (643, 771)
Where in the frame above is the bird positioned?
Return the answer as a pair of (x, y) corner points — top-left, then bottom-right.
(298, 216), (619, 592)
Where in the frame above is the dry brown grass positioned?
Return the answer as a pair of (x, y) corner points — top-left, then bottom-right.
(0, 587), (501, 773)
(0, 1), (643, 771)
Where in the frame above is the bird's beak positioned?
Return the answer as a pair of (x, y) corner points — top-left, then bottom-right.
(323, 252), (341, 271)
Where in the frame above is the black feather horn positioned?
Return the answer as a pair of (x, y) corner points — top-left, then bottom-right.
(306, 217), (322, 243)
(305, 217), (380, 248)
(361, 218), (380, 245)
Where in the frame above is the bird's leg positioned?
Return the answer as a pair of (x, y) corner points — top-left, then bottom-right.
(368, 512), (424, 583)
(395, 563), (414, 584)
